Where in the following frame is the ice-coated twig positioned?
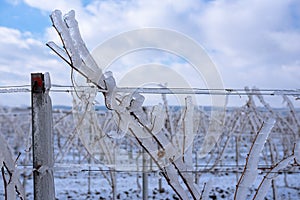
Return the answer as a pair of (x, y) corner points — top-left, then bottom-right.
(63, 10), (103, 85)
(234, 118), (275, 200)
(0, 134), (25, 200)
(47, 10), (105, 89)
(161, 88), (175, 141)
(49, 10), (81, 67)
(127, 126), (186, 199)
(282, 94), (300, 128)
(198, 105), (225, 158)
(254, 87), (297, 136)
(252, 154), (295, 200)
(128, 99), (200, 199)
(46, 41), (71, 65)
(48, 9), (116, 173)
(170, 158), (201, 199)
(245, 87), (263, 131)
(182, 96), (193, 162)
(165, 165), (189, 199)
(200, 180), (212, 200)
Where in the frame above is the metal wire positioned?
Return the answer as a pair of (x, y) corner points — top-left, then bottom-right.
(79, 169), (300, 174)
(1, 84), (299, 96)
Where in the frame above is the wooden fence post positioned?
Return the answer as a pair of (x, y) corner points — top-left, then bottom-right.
(142, 149), (148, 200)
(31, 72), (55, 200)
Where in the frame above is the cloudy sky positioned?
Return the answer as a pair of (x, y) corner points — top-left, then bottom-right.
(0, 0), (299, 107)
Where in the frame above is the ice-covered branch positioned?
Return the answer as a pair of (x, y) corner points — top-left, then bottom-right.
(48, 9), (201, 199)
(254, 87), (297, 136)
(253, 154), (295, 200)
(0, 134), (25, 200)
(234, 118), (275, 200)
(282, 95), (300, 128)
(47, 10), (104, 88)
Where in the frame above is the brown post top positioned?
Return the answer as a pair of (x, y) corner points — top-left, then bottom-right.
(31, 73), (44, 93)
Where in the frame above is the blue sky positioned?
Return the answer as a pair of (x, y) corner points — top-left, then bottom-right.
(0, 0), (49, 34)
(0, 0), (299, 107)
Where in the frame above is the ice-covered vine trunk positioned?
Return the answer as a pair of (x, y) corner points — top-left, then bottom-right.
(47, 10), (201, 199)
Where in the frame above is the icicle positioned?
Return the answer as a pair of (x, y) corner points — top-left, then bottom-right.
(102, 71), (117, 109)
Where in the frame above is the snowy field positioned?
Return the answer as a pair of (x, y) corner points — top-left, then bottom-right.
(0, 103), (299, 199)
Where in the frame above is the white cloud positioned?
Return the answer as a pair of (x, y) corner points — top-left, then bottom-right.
(0, 27), (67, 82)
(269, 31), (300, 53)
(198, 0), (292, 62)
(23, 0), (83, 13)
(0, 26), (72, 106)
(1, 0), (299, 106)
(0, 27), (35, 49)
(194, 0), (300, 91)
(44, 0), (204, 48)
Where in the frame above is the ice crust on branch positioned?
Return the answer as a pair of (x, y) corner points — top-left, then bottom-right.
(253, 154), (295, 200)
(50, 10), (81, 68)
(48, 10), (104, 87)
(235, 118), (275, 200)
(47, 41), (70, 64)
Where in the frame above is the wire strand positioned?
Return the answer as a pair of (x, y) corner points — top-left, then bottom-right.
(1, 84), (300, 96)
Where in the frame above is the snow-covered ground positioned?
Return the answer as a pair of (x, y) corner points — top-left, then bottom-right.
(0, 106), (299, 199)
(14, 164), (299, 199)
